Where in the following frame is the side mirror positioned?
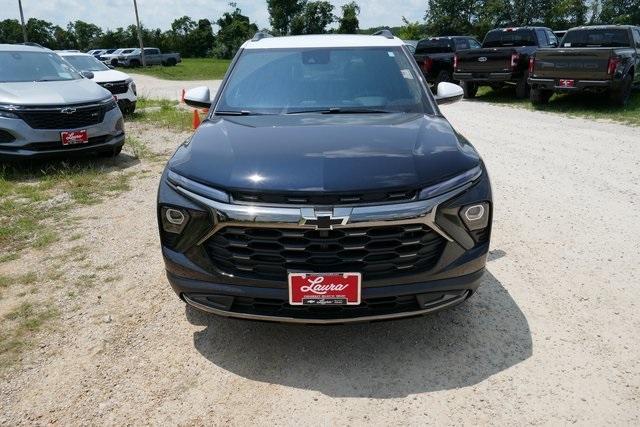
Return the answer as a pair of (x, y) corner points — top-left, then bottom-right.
(435, 82), (464, 105)
(81, 71), (95, 79)
(184, 86), (211, 109)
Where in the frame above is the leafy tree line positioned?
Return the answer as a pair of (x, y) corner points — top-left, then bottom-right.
(2, 0), (638, 61)
(424, 0), (640, 40)
(0, 3), (256, 59)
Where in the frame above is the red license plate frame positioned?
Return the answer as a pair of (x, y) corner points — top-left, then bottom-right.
(288, 273), (361, 306)
(60, 130), (88, 146)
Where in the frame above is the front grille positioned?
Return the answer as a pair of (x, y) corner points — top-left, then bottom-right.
(205, 224), (446, 281)
(187, 290), (468, 320)
(99, 81), (129, 95)
(232, 190), (416, 205)
(17, 105), (105, 130)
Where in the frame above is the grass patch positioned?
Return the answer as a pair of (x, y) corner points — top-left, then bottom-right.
(129, 98), (193, 132)
(128, 58), (230, 80)
(1, 301), (59, 371)
(474, 86), (640, 126)
(0, 161), (134, 256)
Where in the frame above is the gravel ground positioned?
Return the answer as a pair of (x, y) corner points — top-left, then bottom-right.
(0, 97), (639, 425)
(129, 74), (222, 101)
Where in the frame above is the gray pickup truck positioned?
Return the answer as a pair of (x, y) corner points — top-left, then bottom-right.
(117, 48), (181, 67)
(529, 25), (640, 106)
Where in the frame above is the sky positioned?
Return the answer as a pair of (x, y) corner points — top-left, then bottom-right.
(2, 0), (427, 31)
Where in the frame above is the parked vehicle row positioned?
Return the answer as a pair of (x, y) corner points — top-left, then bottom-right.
(0, 44), (127, 160)
(86, 47), (181, 68)
(413, 24), (639, 107)
(529, 25), (640, 106)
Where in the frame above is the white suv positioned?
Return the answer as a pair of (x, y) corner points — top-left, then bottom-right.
(59, 51), (137, 114)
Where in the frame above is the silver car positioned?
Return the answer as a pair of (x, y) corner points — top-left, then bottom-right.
(0, 44), (125, 160)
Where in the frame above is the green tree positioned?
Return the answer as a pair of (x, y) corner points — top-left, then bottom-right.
(68, 20), (103, 50)
(337, 1), (360, 33)
(397, 17), (425, 39)
(425, 0), (478, 35)
(595, 0), (640, 24)
(0, 19), (24, 44)
(215, 4), (259, 59)
(267, 0), (307, 35)
(25, 18), (56, 47)
(290, 1), (335, 35)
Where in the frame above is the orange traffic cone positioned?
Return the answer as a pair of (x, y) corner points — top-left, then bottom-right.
(192, 109), (201, 129)
(180, 88), (185, 103)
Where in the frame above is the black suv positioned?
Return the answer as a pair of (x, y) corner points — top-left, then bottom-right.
(157, 32), (493, 324)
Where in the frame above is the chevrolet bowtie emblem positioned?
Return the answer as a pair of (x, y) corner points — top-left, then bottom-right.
(300, 211), (349, 230)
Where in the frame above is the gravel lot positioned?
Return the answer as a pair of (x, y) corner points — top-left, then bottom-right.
(0, 83), (639, 424)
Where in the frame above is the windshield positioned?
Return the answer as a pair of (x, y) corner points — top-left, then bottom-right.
(483, 29), (537, 47)
(63, 55), (110, 72)
(561, 29), (631, 48)
(0, 51), (82, 82)
(416, 39), (454, 54)
(216, 47), (432, 115)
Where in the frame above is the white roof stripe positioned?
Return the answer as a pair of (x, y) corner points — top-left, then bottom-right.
(242, 34), (405, 50)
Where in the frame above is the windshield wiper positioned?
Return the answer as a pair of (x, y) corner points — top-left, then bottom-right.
(286, 107), (394, 115)
(214, 110), (265, 116)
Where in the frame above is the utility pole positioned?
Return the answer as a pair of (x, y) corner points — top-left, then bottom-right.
(18, 0), (28, 42)
(132, 0), (146, 66)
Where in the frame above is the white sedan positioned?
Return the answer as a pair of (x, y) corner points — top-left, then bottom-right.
(58, 51), (138, 114)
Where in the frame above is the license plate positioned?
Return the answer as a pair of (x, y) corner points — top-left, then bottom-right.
(558, 79), (575, 88)
(61, 130), (88, 146)
(288, 273), (361, 306)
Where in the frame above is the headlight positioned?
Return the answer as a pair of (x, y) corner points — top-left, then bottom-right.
(419, 165), (482, 200)
(0, 105), (19, 119)
(167, 170), (230, 203)
(100, 96), (118, 111)
(129, 80), (137, 96)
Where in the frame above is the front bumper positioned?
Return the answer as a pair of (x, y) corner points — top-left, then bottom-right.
(158, 165), (492, 323)
(0, 107), (124, 160)
(528, 77), (614, 92)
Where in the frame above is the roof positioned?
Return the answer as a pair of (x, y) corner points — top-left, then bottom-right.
(242, 34), (405, 50)
(57, 51), (91, 57)
(0, 43), (49, 52)
(570, 25), (638, 30)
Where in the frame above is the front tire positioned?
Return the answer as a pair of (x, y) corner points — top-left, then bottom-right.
(462, 81), (478, 99)
(610, 74), (633, 107)
(530, 88), (553, 105)
(129, 59), (141, 68)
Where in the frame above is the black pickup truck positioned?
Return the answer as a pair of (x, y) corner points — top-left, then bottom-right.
(413, 36), (482, 85)
(454, 27), (559, 98)
(529, 25), (640, 106)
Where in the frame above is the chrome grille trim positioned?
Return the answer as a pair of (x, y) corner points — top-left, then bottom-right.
(171, 181), (475, 245)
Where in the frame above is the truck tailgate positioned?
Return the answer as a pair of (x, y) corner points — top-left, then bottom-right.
(533, 48), (612, 80)
(457, 48), (512, 73)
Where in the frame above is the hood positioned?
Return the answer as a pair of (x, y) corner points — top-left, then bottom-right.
(0, 79), (111, 106)
(92, 69), (131, 83)
(168, 114), (480, 194)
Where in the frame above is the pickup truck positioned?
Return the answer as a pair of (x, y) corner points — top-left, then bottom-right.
(414, 36), (482, 85)
(453, 27), (559, 98)
(529, 25), (640, 106)
(117, 48), (181, 67)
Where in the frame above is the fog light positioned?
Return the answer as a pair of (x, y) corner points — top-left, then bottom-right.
(460, 202), (490, 231)
(464, 205), (485, 221)
(161, 207), (189, 234)
(166, 208), (185, 225)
